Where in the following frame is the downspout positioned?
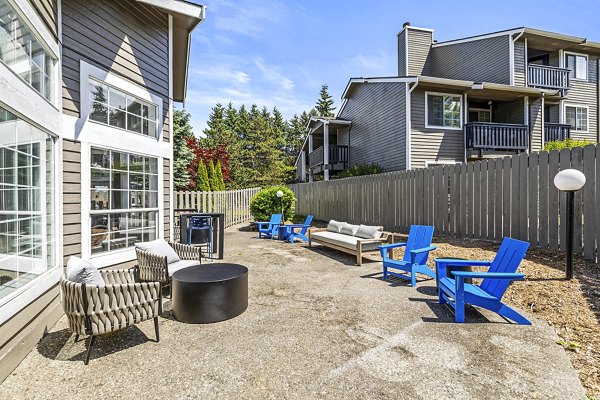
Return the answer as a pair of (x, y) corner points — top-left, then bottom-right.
(510, 30), (525, 86)
(406, 78), (419, 170)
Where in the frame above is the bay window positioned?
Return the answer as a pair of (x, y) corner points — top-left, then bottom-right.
(90, 148), (158, 255)
(0, 105), (55, 299)
(426, 92), (462, 129)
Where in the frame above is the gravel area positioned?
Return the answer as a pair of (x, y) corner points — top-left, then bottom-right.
(1, 226), (586, 399)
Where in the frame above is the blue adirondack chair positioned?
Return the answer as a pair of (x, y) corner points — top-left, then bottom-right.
(378, 225), (436, 287)
(435, 237), (531, 325)
(256, 214), (282, 239)
(286, 214), (313, 244)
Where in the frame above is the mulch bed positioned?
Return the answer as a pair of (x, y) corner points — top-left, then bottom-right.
(391, 235), (599, 396)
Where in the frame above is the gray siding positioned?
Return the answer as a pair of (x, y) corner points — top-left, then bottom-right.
(563, 55), (598, 142)
(547, 104), (560, 123)
(406, 28), (432, 76)
(61, 0), (171, 142)
(30, 0), (57, 38)
(63, 139), (81, 265)
(493, 98), (524, 124)
(410, 88), (464, 168)
(397, 30), (407, 76)
(429, 36), (511, 84)
(0, 283), (62, 382)
(514, 39), (525, 86)
(163, 158), (170, 241)
(530, 98), (544, 151)
(338, 82), (407, 171)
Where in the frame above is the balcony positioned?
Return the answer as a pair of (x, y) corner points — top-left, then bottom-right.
(527, 64), (570, 93)
(309, 145), (348, 174)
(544, 123), (571, 143)
(466, 122), (529, 153)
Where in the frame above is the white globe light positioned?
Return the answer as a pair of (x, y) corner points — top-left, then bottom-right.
(554, 169), (586, 192)
(276, 190), (284, 198)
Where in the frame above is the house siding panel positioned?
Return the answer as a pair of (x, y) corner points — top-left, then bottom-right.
(30, 0), (57, 38)
(339, 82), (407, 171)
(429, 36), (511, 84)
(407, 29), (432, 76)
(397, 30), (407, 76)
(514, 39), (526, 86)
(62, 139), (81, 265)
(61, 0), (170, 142)
(411, 88), (464, 168)
(530, 98), (544, 151)
(563, 55), (598, 141)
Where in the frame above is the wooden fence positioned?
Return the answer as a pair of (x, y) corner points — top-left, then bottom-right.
(290, 145), (600, 263)
(174, 187), (261, 229)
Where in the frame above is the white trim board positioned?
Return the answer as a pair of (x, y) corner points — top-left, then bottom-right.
(432, 28), (523, 48)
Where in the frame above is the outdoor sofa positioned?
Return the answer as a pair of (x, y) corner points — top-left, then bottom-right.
(308, 220), (391, 266)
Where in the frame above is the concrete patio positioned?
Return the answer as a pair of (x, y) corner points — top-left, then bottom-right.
(2, 226), (585, 399)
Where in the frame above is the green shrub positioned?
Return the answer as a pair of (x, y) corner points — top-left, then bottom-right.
(543, 138), (595, 152)
(250, 186), (296, 223)
(341, 163), (384, 178)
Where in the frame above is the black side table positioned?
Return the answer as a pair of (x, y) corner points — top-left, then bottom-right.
(171, 264), (248, 324)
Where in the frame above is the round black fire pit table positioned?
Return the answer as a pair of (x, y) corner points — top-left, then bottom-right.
(171, 263), (248, 324)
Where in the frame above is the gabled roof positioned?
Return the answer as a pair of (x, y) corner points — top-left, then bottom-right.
(136, 0), (206, 102)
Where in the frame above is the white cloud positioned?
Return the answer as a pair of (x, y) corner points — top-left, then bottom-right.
(192, 64), (250, 84)
(210, 0), (290, 39)
(254, 58), (295, 90)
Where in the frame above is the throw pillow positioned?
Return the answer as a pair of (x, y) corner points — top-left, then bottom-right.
(66, 256), (105, 286)
(355, 224), (384, 239)
(135, 239), (180, 264)
(340, 223), (360, 236)
(326, 220), (345, 233)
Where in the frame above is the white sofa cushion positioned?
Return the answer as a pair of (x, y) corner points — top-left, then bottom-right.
(340, 223), (360, 236)
(135, 239), (180, 264)
(311, 231), (381, 251)
(167, 260), (200, 276)
(326, 220), (345, 233)
(355, 224), (383, 239)
(66, 256), (105, 286)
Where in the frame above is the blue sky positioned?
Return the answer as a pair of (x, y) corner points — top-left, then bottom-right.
(183, 0), (600, 135)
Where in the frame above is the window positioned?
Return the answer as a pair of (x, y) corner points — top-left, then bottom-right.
(426, 93), (462, 129)
(565, 105), (588, 132)
(0, 105), (55, 300)
(565, 53), (587, 80)
(468, 108), (491, 123)
(0, 0), (55, 100)
(90, 148), (158, 255)
(89, 79), (158, 137)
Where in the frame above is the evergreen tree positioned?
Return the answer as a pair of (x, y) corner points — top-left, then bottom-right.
(315, 84), (335, 117)
(207, 159), (219, 191)
(197, 160), (211, 191)
(172, 109), (195, 190)
(215, 160), (226, 190)
(202, 103), (229, 148)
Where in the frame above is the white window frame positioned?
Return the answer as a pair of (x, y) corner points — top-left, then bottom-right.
(79, 61), (164, 142)
(564, 51), (588, 82)
(84, 145), (162, 264)
(563, 103), (589, 133)
(425, 91), (463, 131)
(468, 107), (492, 123)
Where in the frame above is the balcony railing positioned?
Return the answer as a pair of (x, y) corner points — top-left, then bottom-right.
(544, 123), (571, 143)
(466, 122), (529, 151)
(308, 145), (348, 168)
(527, 64), (570, 92)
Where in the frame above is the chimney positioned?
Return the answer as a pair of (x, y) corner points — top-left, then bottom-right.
(398, 25), (433, 76)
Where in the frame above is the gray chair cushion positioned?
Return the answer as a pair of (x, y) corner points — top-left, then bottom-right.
(167, 260), (201, 276)
(66, 256), (104, 286)
(135, 239), (180, 264)
(340, 223), (360, 236)
(355, 224), (383, 239)
(326, 220), (345, 233)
